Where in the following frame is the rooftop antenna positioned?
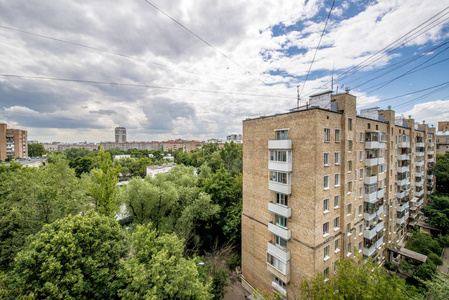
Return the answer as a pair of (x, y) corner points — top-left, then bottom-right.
(296, 85), (300, 109)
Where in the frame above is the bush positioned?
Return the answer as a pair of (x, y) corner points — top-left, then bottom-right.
(227, 252), (241, 270)
(428, 252), (443, 266)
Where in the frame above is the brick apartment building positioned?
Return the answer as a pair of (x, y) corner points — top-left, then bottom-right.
(0, 123), (28, 161)
(241, 91), (436, 299)
(436, 121), (449, 154)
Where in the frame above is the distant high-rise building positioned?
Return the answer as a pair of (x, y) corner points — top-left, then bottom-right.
(0, 123), (28, 160)
(436, 121), (449, 154)
(115, 127), (127, 143)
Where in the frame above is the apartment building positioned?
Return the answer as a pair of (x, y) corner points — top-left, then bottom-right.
(0, 123), (28, 160)
(436, 121), (449, 154)
(241, 92), (436, 299)
(101, 141), (163, 151)
(115, 127), (127, 143)
(162, 139), (203, 153)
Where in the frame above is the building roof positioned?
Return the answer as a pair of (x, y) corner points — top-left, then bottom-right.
(389, 246), (427, 263)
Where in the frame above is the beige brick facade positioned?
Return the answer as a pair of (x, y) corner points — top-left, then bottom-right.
(241, 92), (436, 299)
(0, 123), (28, 160)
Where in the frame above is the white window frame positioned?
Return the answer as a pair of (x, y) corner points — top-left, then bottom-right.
(324, 128), (330, 142)
(323, 198), (329, 213)
(324, 175), (330, 190)
(334, 195), (340, 208)
(335, 129), (341, 143)
(335, 152), (340, 165)
(324, 152), (330, 166)
(334, 216), (340, 231)
(335, 173), (340, 187)
(324, 245), (330, 261)
(323, 222), (329, 237)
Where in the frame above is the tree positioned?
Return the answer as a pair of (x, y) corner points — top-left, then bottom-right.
(87, 148), (121, 216)
(219, 142), (242, 176)
(422, 194), (449, 233)
(299, 257), (409, 300)
(64, 147), (92, 159)
(422, 271), (449, 300)
(0, 158), (90, 271)
(69, 156), (93, 177)
(3, 213), (128, 299)
(27, 143), (46, 157)
(432, 152), (449, 194)
(118, 224), (212, 300)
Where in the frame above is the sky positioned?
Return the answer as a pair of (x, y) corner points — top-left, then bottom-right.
(0, 0), (448, 143)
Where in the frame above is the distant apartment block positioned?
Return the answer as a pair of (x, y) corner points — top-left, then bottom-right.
(101, 141), (163, 151)
(436, 121), (449, 154)
(241, 91), (436, 299)
(227, 134), (243, 142)
(146, 163), (175, 177)
(162, 139), (203, 153)
(58, 143), (98, 152)
(0, 123), (28, 160)
(115, 127), (127, 143)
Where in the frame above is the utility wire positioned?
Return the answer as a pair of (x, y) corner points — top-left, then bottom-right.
(0, 24), (262, 88)
(142, 0), (266, 84)
(298, 0), (336, 98)
(393, 83), (449, 109)
(375, 81), (449, 103)
(0, 74), (294, 99)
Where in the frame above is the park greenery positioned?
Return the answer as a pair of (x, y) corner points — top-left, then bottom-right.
(27, 143), (46, 157)
(0, 142), (243, 299)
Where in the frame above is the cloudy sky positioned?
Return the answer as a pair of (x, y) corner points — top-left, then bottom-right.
(0, 0), (448, 143)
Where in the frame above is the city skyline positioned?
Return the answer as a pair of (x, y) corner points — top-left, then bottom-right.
(0, 0), (448, 143)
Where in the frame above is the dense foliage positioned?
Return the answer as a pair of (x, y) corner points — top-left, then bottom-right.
(27, 143), (46, 157)
(432, 152), (449, 194)
(422, 194), (449, 234)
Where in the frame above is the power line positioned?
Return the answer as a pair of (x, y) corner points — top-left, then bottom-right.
(0, 24), (258, 88)
(0, 74), (294, 99)
(142, 0), (266, 84)
(298, 0), (336, 98)
(393, 83), (449, 109)
(375, 81), (449, 103)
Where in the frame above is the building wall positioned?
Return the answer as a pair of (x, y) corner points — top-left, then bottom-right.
(58, 144), (97, 152)
(241, 93), (436, 299)
(101, 142), (163, 151)
(0, 124), (28, 160)
(437, 121), (449, 131)
(115, 127), (127, 143)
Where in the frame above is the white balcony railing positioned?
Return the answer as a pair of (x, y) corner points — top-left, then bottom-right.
(364, 175), (378, 185)
(396, 212), (409, 225)
(364, 190), (378, 203)
(272, 281), (287, 297)
(365, 157), (379, 167)
(267, 241), (290, 262)
(397, 153), (411, 161)
(364, 226), (378, 239)
(416, 142), (425, 147)
(268, 161), (292, 172)
(269, 181), (291, 195)
(268, 222), (291, 240)
(416, 161), (424, 167)
(398, 141), (410, 148)
(397, 202), (409, 212)
(397, 166), (409, 173)
(415, 190), (424, 197)
(377, 188), (384, 199)
(268, 140), (292, 150)
(268, 202), (292, 218)
(365, 141), (380, 149)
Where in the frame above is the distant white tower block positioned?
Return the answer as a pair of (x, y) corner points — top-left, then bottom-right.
(115, 127), (127, 143)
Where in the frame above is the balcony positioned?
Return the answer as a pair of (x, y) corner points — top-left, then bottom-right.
(416, 151), (424, 157)
(267, 241), (290, 263)
(397, 166), (409, 173)
(416, 142), (425, 147)
(416, 161), (424, 167)
(269, 181), (291, 195)
(376, 236), (384, 249)
(272, 281), (287, 297)
(365, 141), (380, 149)
(364, 190), (378, 203)
(364, 225), (378, 240)
(397, 153), (411, 161)
(428, 157), (435, 163)
(396, 178), (409, 186)
(364, 205), (384, 221)
(397, 202), (409, 212)
(365, 157), (379, 167)
(267, 262), (290, 284)
(415, 190), (424, 197)
(268, 161), (292, 172)
(427, 174), (434, 180)
(268, 222), (291, 240)
(396, 212), (409, 225)
(397, 190), (409, 199)
(428, 150), (434, 155)
(415, 170), (424, 177)
(415, 181), (423, 187)
(398, 141), (410, 148)
(365, 175), (377, 185)
(376, 221), (384, 232)
(378, 157), (385, 165)
(417, 199), (424, 207)
(268, 202), (292, 218)
(377, 188), (384, 199)
(268, 140), (292, 150)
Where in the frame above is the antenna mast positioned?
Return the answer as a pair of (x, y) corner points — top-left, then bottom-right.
(296, 85), (300, 109)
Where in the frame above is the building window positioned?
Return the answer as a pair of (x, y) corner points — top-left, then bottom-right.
(360, 132), (364, 142)
(348, 118), (353, 131)
(335, 173), (340, 187)
(267, 254), (286, 273)
(358, 205), (362, 216)
(348, 181), (352, 193)
(335, 152), (340, 165)
(276, 130), (288, 140)
(323, 198), (329, 213)
(348, 140), (353, 152)
(274, 276), (286, 289)
(275, 235), (287, 250)
(334, 216), (340, 230)
(270, 150), (288, 162)
(360, 150), (364, 161)
(323, 222), (329, 236)
(270, 171), (289, 184)
(347, 223), (351, 234)
(359, 224), (363, 235)
(367, 123), (371, 129)
(335, 238), (340, 252)
(324, 245), (330, 260)
(347, 242), (352, 255)
(334, 195), (340, 208)
(335, 129), (341, 142)
(347, 203), (352, 215)
(324, 128), (330, 142)
(323, 267), (329, 279)
(358, 241), (362, 252)
(275, 193), (288, 206)
(324, 175), (330, 189)
(275, 214), (287, 228)
(348, 160), (352, 173)
(324, 152), (330, 166)
(360, 168), (363, 179)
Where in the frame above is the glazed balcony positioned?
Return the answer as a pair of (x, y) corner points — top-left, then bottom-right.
(267, 257), (290, 283)
(396, 178), (409, 186)
(268, 161), (292, 172)
(397, 190), (409, 199)
(416, 142), (425, 147)
(364, 204), (384, 221)
(268, 202), (292, 218)
(269, 181), (291, 195)
(268, 140), (292, 150)
(416, 151), (424, 157)
(268, 222), (291, 240)
(267, 241), (290, 263)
